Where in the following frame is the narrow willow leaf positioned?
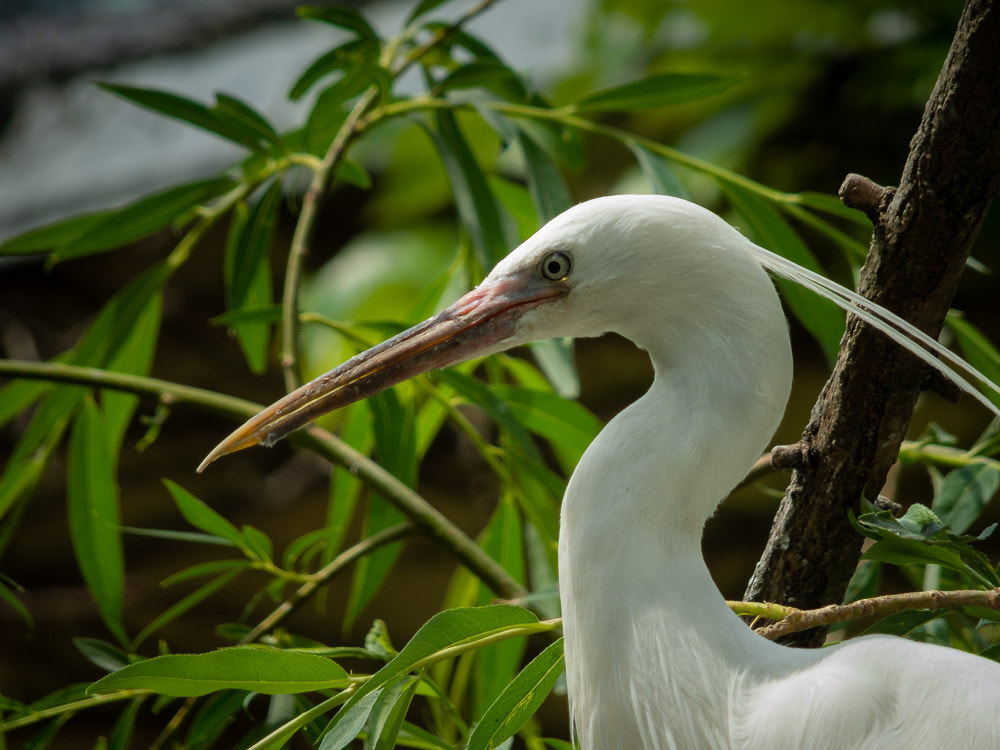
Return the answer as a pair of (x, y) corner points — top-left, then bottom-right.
(240, 525), (274, 563)
(493, 386), (601, 475)
(947, 315), (1000, 411)
(324, 401), (372, 562)
(517, 129), (571, 224)
(933, 463), (1000, 535)
(723, 183), (844, 361)
(405, 0), (453, 24)
(795, 191), (870, 226)
(305, 70), (366, 153)
(161, 559), (251, 587)
(528, 338), (579, 400)
(0, 579), (32, 628)
(225, 180), (280, 374)
(426, 111), (509, 267)
(573, 72), (743, 113)
(99, 83), (263, 151)
(73, 637), (130, 672)
(860, 609), (948, 637)
(0, 212), (105, 255)
(68, 399), (127, 645)
(53, 179), (234, 262)
(88, 647), (349, 697)
(369, 677), (420, 750)
(214, 93), (286, 152)
(437, 60), (526, 101)
(467, 639), (565, 750)
(629, 143), (688, 198)
(346, 390), (413, 628)
(162, 480), (243, 547)
(318, 690), (382, 750)
(298, 6), (380, 40)
(328, 607), (543, 730)
(185, 690), (246, 750)
(289, 38), (376, 100)
(474, 499), (527, 719)
(0, 378), (50, 430)
(108, 697), (144, 750)
(489, 176), (538, 240)
(337, 157), (373, 188)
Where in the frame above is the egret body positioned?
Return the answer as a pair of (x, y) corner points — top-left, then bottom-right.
(202, 195), (1000, 749)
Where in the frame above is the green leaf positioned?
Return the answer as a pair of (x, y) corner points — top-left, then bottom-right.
(213, 93), (286, 152)
(426, 110), (510, 267)
(346, 390), (413, 627)
(298, 6), (380, 40)
(860, 609), (949, 637)
(131, 567), (245, 650)
(318, 690), (382, 750)
(0, 213), (106, 255)
(947, 315), (1000, 412)
(162, 479), (243, 546)
(573, 72), (743, 113)
(528, 338), (579, 399)
(99, 83), (264, 151)
(225, 180), (281, 374)
(493, 387), (602, 474)
(160, 559), (251, 587)
(323, 607), (544, 737)
(185, 690), (246, 750)
(722, 183), (845, 361)
(0, 578), (32, 629)
(240, 525), (274, 563)
(406, 0), (453, 24)
(88, 647), (349, 697)
(68, 399), (127, 645)
(289, 39), (377, 100)
(467, 639), (565, 750)
(794, 191), (870, 226)
(437, 61), (526, 101)
(517, 128), (571, 224)
(304, 69), (366, 153)
(53, 178), (235, 262)
(73, 637), (130, 672)
(370, 676), (420, 750)
(933, 463), (1000, 535)
(629, 143), (688, 198)
(108, 697), (144, 750)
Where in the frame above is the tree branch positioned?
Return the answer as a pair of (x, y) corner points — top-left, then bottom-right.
(745, 0), (1000, 645)
(0, 359), (528, 601)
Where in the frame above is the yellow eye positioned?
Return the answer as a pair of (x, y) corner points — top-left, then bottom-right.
(540, 251), (572, 281)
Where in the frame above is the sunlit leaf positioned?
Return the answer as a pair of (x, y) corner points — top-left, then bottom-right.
(467, 639), (565, 750)
(68, 399), (127, 645)
(573, 72), (743, 113)
(89, 647), (349, 697)
(933, 463), (1000, 535)
(370, 676), (420, 750)
(629, 143), (688, 198)
(318, 690), (382, 750)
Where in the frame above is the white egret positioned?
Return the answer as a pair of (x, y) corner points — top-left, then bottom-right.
(201, 195), (1000, 749)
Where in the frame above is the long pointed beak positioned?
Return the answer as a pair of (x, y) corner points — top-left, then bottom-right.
(198, 271), (566, 472)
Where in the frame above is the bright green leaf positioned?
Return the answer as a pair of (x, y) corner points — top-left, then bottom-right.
(933, 463), (1000, 535)
(88, 647), (349, 697)
(162, 480), (243, 547)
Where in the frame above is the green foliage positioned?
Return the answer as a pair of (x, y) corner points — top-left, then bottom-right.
(0, 0), (997, 746)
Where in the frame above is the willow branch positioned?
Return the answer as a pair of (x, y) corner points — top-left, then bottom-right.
(279, 0), (502, 393)
(729, 587), (1000, 641)
(0, 359), (527, 601)
(241, 522), (415, 644)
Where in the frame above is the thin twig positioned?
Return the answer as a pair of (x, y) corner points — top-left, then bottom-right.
(731, 587), (1000, 640)
(241, 522), (415, 644)
(0, 359), (527, 601)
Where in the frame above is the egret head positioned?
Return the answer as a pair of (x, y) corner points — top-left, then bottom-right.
(197, 195), (777, 471)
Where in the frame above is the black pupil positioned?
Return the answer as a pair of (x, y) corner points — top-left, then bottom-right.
(547, 260), (561, 274)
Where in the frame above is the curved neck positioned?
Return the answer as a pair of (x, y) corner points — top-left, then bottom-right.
(558, 272), (799, 748)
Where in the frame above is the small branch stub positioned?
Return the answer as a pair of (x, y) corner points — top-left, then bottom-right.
(839, 173), (894, 225)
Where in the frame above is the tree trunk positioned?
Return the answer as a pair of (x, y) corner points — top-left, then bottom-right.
(745, 0), (1000, 647)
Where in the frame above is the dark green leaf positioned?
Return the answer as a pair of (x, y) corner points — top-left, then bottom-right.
(467, 639), (565, 750)
(318, 690), (382, 750)
(406, 0), (453, 24)
(240, 525), (274, 563)
(289, 39), (377, 100)
(0, 213), (106, 255)
(185, 690), (246, 750)
(298, 6), (380, 40)
(947, 315), (1000, 412)
(437, 61), (526, 101)
(162, 479), (243, 547)
(425, 110), (510, 267)
(723, 183), (844, 361)
(795, 192), (870, 226)
(68, 399), (127, 645)
(629, 143), (688, 198)
(89, 647), (349, 697)
(305, 70), (366, 153)
(933, 463), (1000, 535)
(53, 179), (235, 262)
(73, 637), (131, 672)
(517, 129), (571, 224)
(214, 93), (286, 152)
(573, 72), (743, 113)
(860, 609), (949, 637)
(337, 157), (373, 188)
(108, 697), (144, 750)
(370, 676), (420, 750)
(0, 578), (32, 629)
(160, 559), (251, 587)
(100, 83), (263, 151)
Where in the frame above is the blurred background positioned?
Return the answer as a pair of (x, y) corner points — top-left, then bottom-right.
(1, 0), (997, 746)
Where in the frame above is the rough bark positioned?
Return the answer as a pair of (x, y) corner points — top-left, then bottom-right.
(745, 0), (1000, 646)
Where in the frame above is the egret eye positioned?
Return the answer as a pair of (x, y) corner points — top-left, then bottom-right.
(540, 251), (572, 282)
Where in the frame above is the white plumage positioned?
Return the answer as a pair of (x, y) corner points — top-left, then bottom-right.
(203, 195), (1000, 749)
